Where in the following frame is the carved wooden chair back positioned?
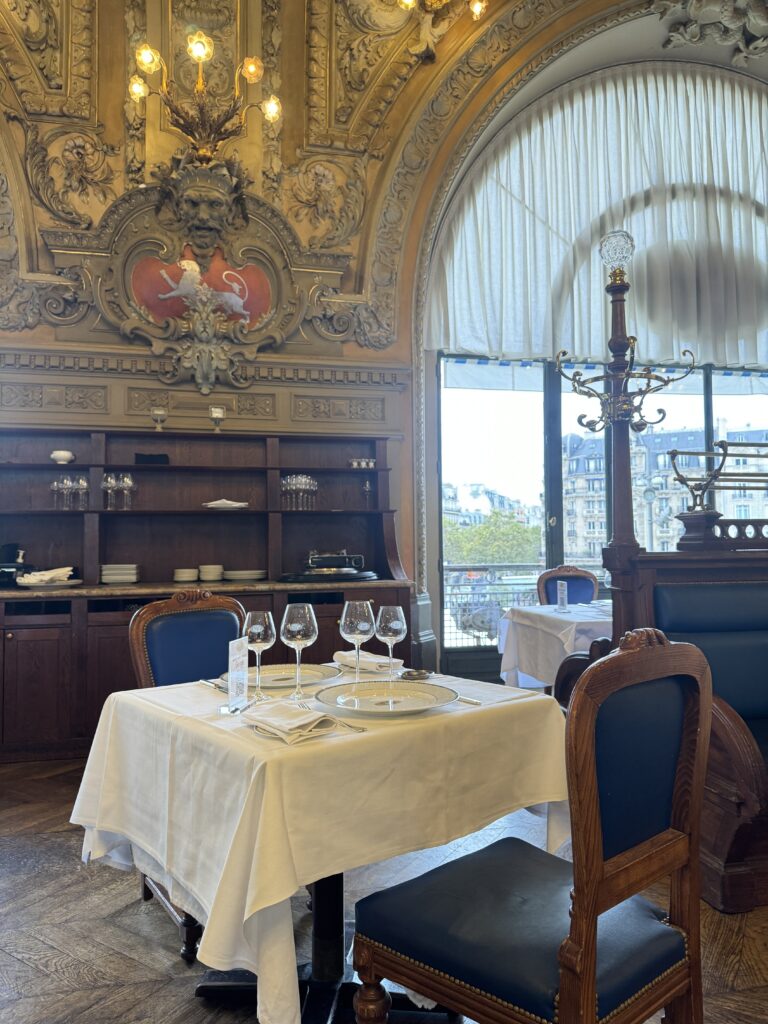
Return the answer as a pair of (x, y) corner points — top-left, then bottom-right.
(129, 588), (246, 688)
(537, 563), (598, 604)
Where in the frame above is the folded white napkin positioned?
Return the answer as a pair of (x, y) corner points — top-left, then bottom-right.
(333, 649), (404, 673)
(241, 702), (338, 744)
(203, 499), (249, 509)
(17, 567), (73, 583)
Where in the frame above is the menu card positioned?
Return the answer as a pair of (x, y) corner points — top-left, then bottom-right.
(227, 636), (249, 713)
(556, 581), (568, 611)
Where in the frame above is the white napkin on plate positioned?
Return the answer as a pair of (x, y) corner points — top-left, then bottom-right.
(334, 649), (404, 673)
(203, 499), (249, 509)
(17, 567), (73, 584)
(241, 702), (338, 744)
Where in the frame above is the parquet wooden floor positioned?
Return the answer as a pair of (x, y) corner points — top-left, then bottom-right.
(1, 760), (766, 1023)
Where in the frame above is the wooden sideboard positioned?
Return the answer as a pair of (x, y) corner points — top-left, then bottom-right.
(0, 427), (413, 762)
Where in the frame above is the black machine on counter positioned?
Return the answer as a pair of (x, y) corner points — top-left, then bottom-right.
(0, 542), (32, 586)
(280, 550), (378, 583)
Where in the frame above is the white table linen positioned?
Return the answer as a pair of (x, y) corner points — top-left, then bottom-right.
(72, 674), (567, 1024)
(498, 601), (613, 687)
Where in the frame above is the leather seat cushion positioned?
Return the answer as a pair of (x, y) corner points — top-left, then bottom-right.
(145, 610), (241, 685)
(356, 838), (686, 1023)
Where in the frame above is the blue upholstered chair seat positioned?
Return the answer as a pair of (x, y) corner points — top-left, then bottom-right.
(355, 838), (686, 1023)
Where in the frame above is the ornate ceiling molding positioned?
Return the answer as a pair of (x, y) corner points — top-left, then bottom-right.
(124, 0), (147, 187)
(0, 0), (95, 119)
(654, 0), (768, 66)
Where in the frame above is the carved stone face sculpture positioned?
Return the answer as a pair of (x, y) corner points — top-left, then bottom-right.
(153, 153), (251, 266)
(176, 182), (231, 256)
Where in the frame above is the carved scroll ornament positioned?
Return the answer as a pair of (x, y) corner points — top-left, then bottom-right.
(654, 0), (768, 64)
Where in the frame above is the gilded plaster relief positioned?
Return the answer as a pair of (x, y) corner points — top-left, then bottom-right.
(7, 114), (119, 228)
(286, 155), (367, 250)
(124, 0), (147, 186)
(654, 0), (768, 64)
(0, 0), (95, 118)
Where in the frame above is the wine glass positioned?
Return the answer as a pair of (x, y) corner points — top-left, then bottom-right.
(118, 472), (135, 511)
(76, 475), (89, 511)
(60, 474), (74, 511)
(339, 600), (375, 684)
(280, 603), (318, 701)
(375, 606), (407, 683)
(101, 472), (117, 510)
(244, 611), (276, 703)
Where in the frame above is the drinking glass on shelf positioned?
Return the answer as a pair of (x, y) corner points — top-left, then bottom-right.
(340, 600), (375, 684)
(375, 606), (407, 683)
(244, 610), (276, 703)
(50, 478), (60, 510)
(280, 603), (318, 702)
(60, 474), (74, 511)
(118, 472), (135, 511)
(76, 474), (89, 511)
(101, 472), (117, 510)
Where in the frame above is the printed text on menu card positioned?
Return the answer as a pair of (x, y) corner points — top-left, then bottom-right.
(228, 636), (249, 713)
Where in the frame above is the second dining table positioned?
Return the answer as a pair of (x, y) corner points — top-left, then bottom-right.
(71, 670), (568, 1024)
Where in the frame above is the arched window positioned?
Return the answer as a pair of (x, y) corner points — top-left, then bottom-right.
(426, 63), (768, 368)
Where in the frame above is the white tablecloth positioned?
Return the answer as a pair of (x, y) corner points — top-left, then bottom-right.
(71, 675), (568, 1024)
(498, 601), (613, 687)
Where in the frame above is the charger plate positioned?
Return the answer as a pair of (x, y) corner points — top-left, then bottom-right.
(315, 679), (458, 716)
(220, 663), (341, 689)
(16, 579), (83, 588)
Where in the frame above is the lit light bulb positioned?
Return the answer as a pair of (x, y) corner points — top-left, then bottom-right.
(128, 74), (149, 102)
(397, 0), (417, 9)
(261, 94), (282, 123)
(186, 30), (214, 63)
(135, 43), (161, 74)
(241, 56), (264, 85)
(468, 0), (487, 19)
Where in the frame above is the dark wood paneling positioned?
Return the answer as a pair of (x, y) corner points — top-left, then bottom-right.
(2, 627), (72, 745)
(86, 624), (139, 733)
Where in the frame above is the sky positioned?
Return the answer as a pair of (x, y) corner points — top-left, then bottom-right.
(441, 375), (768, 506)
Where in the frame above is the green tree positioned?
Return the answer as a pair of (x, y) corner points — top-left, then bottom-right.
(443, 510), (541, 565)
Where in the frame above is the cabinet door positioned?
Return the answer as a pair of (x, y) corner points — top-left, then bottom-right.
(2, 627), (72, 745)
(86, 624), (138, 733)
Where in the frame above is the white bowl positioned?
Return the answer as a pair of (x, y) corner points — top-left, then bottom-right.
(50, 450), (75, 464)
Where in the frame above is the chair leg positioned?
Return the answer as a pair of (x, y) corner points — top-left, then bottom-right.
(140, 872), (153, 901)
(180, 911), (203, 965)
(353, 977), (391, 1024)
(663, 992), (698, 1024)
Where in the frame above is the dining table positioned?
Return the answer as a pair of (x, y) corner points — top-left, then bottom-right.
(498, 599), (614, 688)
(71, 668), (569, 1024)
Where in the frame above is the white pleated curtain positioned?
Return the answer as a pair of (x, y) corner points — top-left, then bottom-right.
(426, 63), (768, 368)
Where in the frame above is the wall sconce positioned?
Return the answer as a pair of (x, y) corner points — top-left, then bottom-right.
(150, 406), (168, 432)
(209, 405), (226, 432)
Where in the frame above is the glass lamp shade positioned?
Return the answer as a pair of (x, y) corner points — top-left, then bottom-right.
(135, 44), (162, 74)
(186, 31), (214, 63)
(261, 94), (282, 123)
(599, 230), (635, 271)
(469, 0), (487, 19)
(128, 74), (150, 102)
(241, 57), (264, 84)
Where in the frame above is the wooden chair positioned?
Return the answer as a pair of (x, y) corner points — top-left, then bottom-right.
(129, 587), (246, 688)
(353, 628), (712, 1024)
(537, 564), (599, 605)
(128, 588), (246, 962)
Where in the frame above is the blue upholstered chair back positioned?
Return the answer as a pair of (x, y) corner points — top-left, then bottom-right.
(594, 675), (686, 859)
(654, 583), (768, 720)
(544, 575), (596, 605)
(144, 608), (242, 686)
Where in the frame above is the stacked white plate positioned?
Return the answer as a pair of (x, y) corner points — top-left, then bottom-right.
(199, 564), (224, 582)
(101, 563), (139, 584)
(174, 568), (199, 583)
(222, 569), (267, 581)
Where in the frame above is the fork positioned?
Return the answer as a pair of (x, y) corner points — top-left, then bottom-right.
(297, 701), (367, 733)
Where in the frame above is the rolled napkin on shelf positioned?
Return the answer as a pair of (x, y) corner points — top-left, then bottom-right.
(202, 498), (249, 509)
(334, 649), (405, 674)
(16, 567), (74, 584)
(241, 702), (338, 744)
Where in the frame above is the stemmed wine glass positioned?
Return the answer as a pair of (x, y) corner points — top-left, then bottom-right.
(244, 611), (276, 703)
(118, 472), (135, 511)
(101, 472), (117, 510)
(375, 606), (407, 684)
(280, 603), (318, 702)
(339, 600), (375, 684)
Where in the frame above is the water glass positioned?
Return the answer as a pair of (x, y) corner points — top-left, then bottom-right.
(339, 600), (375, 683)
(375, 606), (407, 683)
(280, 603), (318, 701)
(244, 611), (276, 703)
